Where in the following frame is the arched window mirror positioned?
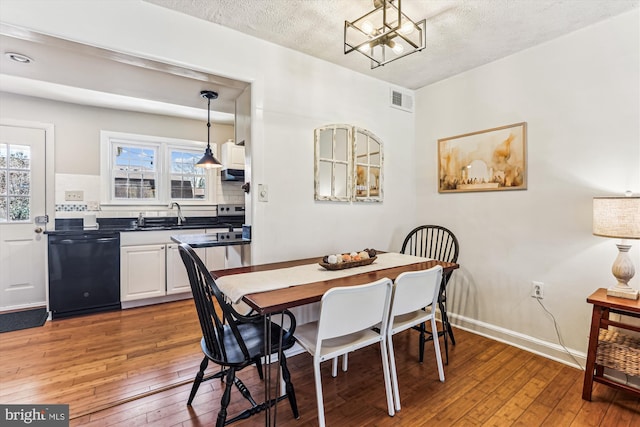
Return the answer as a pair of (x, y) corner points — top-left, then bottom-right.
(314, 125), (383, 202)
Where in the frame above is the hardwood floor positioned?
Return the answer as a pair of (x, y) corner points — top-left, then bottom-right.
(1, 300), (638, 426)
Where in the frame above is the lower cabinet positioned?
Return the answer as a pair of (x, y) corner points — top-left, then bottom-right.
(121, 244), (166, 301)
(120, 229), (235, 303)
(166, 243), (206, 295)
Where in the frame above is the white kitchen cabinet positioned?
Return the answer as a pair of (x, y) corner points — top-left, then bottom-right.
(221, 141), (245, 170)
(121, 244), (166, 301)
(120, 228), (237, 306)
(206, 246), (226, 272)
(166, 243), (206, 295)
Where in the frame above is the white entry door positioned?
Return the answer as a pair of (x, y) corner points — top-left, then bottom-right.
(0, 125), (47, 310)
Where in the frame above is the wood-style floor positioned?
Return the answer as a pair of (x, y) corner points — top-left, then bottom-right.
(1, 299), (638, 426)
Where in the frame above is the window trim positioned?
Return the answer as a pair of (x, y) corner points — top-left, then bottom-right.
(100, 131), (216, 206)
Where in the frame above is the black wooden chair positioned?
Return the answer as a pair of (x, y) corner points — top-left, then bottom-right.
(178, 243), (299, 427)
(400, 225), (459, 364)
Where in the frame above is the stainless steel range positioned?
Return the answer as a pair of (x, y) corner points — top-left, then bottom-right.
(217, 203), (245, 217)
(216, 203), (246, 242)
(215, 204), (249, 267)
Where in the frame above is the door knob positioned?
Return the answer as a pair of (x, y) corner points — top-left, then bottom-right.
(35, 227), (43, 234)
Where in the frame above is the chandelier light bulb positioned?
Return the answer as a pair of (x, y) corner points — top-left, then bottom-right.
(400, 21), (415, 35)
(392, 42), (404, 55)
(361, 20), (375, 35)
(358, 42), (372, 53)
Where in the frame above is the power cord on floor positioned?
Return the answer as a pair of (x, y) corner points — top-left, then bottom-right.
(535, 297), (585, 371)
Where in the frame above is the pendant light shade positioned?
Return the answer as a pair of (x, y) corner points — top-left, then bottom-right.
(196, 90), (223, 169)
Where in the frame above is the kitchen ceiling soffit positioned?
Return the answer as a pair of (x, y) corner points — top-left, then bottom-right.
(0, 23), (248, 122)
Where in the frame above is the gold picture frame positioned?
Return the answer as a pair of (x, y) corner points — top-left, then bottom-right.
(438, 122), (527, 193)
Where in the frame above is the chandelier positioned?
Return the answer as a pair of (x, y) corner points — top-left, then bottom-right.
(344, 0), (426, 69)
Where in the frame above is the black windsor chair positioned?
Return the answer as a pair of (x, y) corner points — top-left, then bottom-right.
(400, 225), (459, 364)
(178, 243), (299, 427)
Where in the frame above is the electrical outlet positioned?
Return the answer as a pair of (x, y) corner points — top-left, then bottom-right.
(531, 281), (544, 299)
(64, 190), (84, 201)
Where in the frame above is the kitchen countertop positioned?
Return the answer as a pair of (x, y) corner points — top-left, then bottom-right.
(171, 233), (250, 248)
(45, 217), (239, 235)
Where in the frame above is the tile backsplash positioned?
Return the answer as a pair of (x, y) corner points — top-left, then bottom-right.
(55, 173), (245, 218)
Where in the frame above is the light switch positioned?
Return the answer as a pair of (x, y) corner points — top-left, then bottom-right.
(258, 184), (268, 202)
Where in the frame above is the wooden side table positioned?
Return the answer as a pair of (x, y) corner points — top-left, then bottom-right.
(582, 288), (640, 400)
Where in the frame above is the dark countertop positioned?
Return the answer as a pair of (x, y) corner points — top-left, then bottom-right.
(171, 234), (250, 248)
(45, 217), (238, 235)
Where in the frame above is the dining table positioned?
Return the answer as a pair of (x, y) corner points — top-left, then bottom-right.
(210, 252), (460, 426)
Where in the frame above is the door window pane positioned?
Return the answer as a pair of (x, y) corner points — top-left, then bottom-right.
(9, 171), (30, 196)
(0, 171), (5, 195)
(9, 197), (29, 221)
(0, 144), (6, 167)
(0, 143), (31, 222)
(9, 145), (30, 169)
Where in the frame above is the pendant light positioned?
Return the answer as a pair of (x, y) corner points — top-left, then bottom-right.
(196, 90), (223, 169)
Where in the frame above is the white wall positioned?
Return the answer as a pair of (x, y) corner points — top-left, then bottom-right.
(1, 0), (417, 262)
(415, 10), (640, 364)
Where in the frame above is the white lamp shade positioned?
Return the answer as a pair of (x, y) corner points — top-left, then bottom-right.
(593, 197), (640, 239)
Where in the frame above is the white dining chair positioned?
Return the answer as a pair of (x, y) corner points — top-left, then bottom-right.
(387, 265), (445, 412)
(295, 278), (395, 426)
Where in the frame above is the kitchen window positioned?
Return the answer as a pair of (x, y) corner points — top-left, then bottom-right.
(101, 131), (214, 205)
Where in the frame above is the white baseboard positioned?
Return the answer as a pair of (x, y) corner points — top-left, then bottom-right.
(449, 312), (586, 370)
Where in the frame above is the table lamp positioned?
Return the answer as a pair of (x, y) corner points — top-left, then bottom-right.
(593, 195), (640, 299)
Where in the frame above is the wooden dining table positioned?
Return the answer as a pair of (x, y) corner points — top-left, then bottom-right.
(210, 253), (459, 426)
(212, 255), (459, 314)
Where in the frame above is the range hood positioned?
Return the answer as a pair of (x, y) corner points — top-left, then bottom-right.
(221, 169), (245, 181)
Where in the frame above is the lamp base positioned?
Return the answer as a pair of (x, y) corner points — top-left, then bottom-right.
(606, 243), (638, 299)
(607, 286), (639, 300)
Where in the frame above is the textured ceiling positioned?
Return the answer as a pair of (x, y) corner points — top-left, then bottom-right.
(146, 0), (639, 90)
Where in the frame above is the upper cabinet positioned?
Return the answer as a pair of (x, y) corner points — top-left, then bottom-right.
(314, 125), (383, 202)
(221, 141), (245, 170)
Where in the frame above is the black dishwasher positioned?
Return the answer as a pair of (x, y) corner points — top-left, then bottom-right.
(48, 231), (121, 318)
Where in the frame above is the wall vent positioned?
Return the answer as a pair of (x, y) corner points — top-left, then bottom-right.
(390, 89), (414, 113)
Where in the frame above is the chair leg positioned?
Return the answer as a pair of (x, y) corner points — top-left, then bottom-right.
(254, 356), (264, 380)
(430, 316), (445, 382)
(280, 353), (300, 419)
(418, 321), (426, 363)
(216, 367), (236, 427)
(447, 320), (456, 345)
(441, 288), (456, 345)
(313, 358), (326, 427)
(387, 334), (401, 412)
(438, 300), (450, 365)
(379, 340), (395, 417)
(187, 356), (209, 405)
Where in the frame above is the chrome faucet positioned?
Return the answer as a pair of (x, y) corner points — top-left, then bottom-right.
(137, 212), (145, 227)
(169, 202), (185, 226)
